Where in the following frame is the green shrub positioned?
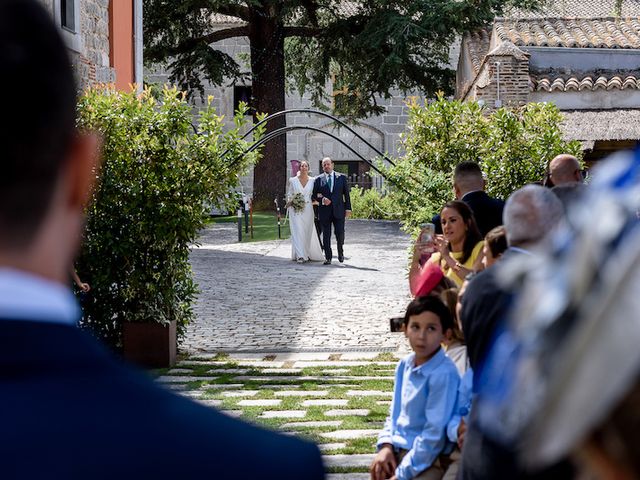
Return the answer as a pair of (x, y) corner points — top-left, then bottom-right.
(349, 186), (398, 220)
(75, 86), (263, 347)
(384, 96), (582, 235)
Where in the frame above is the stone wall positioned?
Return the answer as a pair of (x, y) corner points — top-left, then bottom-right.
(39, 0), (114, 90)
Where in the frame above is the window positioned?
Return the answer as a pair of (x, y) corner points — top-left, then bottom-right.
(54, 0), (81, 52)
(61, 0), (76, 32)
(233, 86), (254, 115)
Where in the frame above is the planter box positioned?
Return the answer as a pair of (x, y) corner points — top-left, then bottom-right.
(123, 320), (176, 368)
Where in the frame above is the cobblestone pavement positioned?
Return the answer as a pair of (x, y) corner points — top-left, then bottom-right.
(184, 219), (413, 354)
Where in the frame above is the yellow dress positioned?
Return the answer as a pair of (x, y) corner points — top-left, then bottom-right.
(430, 241), (484, 287)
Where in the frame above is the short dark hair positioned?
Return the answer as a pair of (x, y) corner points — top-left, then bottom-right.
(454, 161), (483, 179)
(485, 225), (508, 258)
(0, 0), (77, 248)
(403, 295), (454, 332)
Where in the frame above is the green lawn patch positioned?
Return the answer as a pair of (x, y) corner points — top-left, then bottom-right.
(210, 212), (291, 242)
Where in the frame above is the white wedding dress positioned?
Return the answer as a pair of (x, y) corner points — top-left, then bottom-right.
(287, 176), (325, 262)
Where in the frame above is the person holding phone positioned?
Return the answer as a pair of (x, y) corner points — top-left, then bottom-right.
(428, 201), (484, 287)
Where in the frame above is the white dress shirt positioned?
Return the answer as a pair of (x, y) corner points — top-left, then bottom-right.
(0, 268), (80, 325)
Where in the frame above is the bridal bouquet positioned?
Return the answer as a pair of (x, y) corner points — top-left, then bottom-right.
(290, 192), (306, 213)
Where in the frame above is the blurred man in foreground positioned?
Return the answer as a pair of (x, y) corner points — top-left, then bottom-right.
(0, 1), (324, 478)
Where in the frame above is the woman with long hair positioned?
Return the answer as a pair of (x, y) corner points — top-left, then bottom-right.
(428, 201), (484, 287)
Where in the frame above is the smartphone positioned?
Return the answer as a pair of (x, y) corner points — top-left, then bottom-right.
(419, 223), (435, 243)
(389, 317), (404, 332)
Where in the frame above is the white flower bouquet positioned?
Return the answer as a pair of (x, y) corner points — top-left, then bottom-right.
(290, 192), (306, 213)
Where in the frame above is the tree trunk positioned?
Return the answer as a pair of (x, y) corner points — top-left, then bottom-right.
(248, 9), (287, 210)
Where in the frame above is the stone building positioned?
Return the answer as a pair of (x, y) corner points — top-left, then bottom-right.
(39, 0), (143, 91)
(146, 13), (451, 195)
(456, 0), (640, 163)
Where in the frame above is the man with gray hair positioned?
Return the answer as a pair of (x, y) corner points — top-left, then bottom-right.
(548, 154), (583, 186)
(457, 185), (571, 479)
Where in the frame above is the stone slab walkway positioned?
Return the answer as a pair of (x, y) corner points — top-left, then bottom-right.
(185, 219), (413, 354)
(155, 351), (405, 477)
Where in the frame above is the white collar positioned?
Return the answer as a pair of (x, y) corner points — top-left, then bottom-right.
(0, 268), (80, 326)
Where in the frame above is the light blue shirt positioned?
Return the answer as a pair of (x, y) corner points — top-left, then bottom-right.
(377, 348), (460, 480)
(0, 268), (79, 325)
(447, 368), (474, 443)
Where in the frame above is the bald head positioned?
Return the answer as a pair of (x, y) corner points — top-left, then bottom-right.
(549, 154), (582, 186)
(504, 185), (564, 248)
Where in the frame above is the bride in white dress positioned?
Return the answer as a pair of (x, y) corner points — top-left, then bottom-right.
(286, 160), (325, 263)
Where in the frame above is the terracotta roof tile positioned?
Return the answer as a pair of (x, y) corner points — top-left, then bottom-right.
(507, 0), (640, 19)
(463, 28), (492, 75)
(496, 18), (640, 49)
(531, 73), (640, 91)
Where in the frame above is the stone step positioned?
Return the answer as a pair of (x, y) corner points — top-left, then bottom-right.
(259, 410), (306, 419)
(323, 454), (375, 468)
(281, 420), (342, 428)
(320, 430), (380, 440)
(326, 474), (369, 480)
(324, 409), (370, 417)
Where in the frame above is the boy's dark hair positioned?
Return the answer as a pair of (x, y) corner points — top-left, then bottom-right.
(441, 200), (483, 264)
(404, 295), (454, 332)
(0, 0), (77, 249)
(485, 225), (508, 258)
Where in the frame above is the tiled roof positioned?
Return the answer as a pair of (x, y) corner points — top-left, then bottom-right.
(507, 0), (640, 19)
(495, 17), (640, 49)
(561, 109), (640, 141)
(530, 74), (640, 92)
(463, 29), (492, 75)
(532, 74), (640, 91)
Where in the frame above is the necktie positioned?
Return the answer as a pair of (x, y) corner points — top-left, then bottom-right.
(327, 174), (333, 191)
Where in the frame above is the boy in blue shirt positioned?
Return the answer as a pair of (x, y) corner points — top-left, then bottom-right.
(372, 296), (460, 480)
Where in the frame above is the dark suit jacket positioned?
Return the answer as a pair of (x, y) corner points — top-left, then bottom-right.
(433, 191), (505, 237)
(313, 173), (351, 222)
(458, 251), (576, 480)
(1, 319), (325, 479)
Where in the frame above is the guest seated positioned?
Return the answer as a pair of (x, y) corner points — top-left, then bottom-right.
(371, 296), (460, 480)
(429, 201), (484, 287)
(482, 226), (507, 269)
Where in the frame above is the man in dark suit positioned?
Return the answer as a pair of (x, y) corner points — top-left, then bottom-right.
(458, 185), (572, 480)
(433, 162), (504, 237)
(313, 157), (352, 264)
(0, 2), (324, 478)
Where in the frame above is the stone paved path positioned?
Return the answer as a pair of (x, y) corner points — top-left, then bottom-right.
(173, 219), (420, 478)
(156, 351), (402, 479)
(185, 219), (413, 354)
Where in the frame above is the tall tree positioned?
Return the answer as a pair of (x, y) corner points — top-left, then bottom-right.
(144, 0), (541, 209)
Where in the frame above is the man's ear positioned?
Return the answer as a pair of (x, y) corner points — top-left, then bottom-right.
(65, 132), (101, 209)
(453, 183), (461, 200)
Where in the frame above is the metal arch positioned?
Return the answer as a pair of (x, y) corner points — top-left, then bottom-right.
(227, 125), (409, 194)
(223, 108), (396, 167)
(232, 125), (383, 175)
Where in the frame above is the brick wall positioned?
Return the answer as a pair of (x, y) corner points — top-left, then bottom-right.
(466, 41), (530, 110)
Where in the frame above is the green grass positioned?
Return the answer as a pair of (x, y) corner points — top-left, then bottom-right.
(155, 356), (400, 455)
(210, 212), (291, 242)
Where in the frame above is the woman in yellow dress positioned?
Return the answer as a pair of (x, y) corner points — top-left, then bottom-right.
(428, 201), (484, 287)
